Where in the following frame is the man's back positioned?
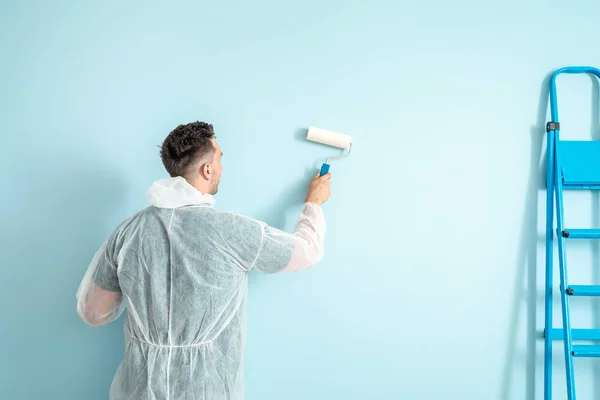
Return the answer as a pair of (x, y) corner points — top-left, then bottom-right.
(95, 203), (290, 399)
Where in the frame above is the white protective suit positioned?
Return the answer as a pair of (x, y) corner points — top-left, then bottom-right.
(76, 176), (326, 400)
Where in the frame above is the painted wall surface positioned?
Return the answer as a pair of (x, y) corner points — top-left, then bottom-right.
(3, 1), (600, 399)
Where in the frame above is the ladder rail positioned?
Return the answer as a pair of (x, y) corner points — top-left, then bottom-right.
(544, 126), (555, 400)
(554, 139), (577, 399)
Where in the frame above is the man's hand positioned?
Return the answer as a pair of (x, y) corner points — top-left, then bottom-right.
(305, 172), (331, 206)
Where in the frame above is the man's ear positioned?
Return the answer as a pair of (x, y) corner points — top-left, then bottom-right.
(200, 163), (211, 180)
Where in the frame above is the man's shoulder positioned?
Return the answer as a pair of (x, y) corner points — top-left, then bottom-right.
(110, 207), (153, 234)
(174, 208), (266, 238)
(207, 209), (264, 229)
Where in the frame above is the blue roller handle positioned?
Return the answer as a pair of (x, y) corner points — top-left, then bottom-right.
(320, 163), (330, 176)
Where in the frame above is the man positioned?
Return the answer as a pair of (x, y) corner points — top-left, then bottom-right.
(76, 121), (331, 400)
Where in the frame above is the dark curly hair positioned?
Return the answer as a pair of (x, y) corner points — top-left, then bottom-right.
(160, 121), (216, 178)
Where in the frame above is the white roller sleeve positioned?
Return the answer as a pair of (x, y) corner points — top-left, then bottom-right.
(307, 126), (352, 149)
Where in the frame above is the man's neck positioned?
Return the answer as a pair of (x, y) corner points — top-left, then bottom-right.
(186, 177), (211, 196)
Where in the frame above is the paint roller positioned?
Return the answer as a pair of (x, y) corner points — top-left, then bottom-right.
(306, 126), (352, 176)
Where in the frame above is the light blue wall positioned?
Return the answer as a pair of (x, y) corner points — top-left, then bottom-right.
(3, 1), (600, 399)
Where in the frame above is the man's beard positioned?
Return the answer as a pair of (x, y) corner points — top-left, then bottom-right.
(210, 181), (219, 195)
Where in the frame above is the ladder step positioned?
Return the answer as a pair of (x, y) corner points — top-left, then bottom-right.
(549, 328), (600, 341)
(566, 285), (600, 296)
(562, 229), (600, 239)
(563, 183), (600, 190)
(572, 345), (600, 357)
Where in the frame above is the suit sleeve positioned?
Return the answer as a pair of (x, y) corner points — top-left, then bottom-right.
(250, 202), (326, 274)
(76, 229), (125, 326)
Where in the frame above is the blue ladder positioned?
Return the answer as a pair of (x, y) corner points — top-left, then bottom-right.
(544, 66), (600, 400)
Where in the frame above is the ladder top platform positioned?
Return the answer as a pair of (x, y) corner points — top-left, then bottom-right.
(559, 140), (600, 186)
